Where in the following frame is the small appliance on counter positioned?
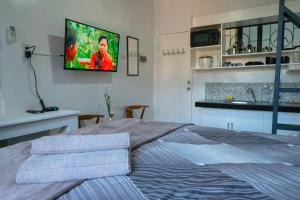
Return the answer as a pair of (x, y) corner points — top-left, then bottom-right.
(264, 46), (273, 52)
(226, 43), (257, 55)
(223, 62), (243, 67)
(265, 56), (290, 64)
(223, 62), (231, 67)
(245, 44), (256, 53)
(226, 45), (238, 55)
(245, 61), (264, 66)
(191, 29), (220, 47)
(198, 56), (213, 68)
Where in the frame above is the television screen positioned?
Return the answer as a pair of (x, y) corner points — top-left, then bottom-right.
(64, 19), (120, 72)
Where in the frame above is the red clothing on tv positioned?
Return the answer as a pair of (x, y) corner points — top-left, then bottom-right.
(90, 51), (113, 71)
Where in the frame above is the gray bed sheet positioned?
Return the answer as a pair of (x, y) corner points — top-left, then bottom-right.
(0, 119), (187, 200)
(59, 126), (300, 200)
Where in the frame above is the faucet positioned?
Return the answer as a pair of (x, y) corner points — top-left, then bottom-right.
(246, 88), (256, 103)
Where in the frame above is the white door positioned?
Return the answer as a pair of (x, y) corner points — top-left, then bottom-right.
(157, 32), (191, 123)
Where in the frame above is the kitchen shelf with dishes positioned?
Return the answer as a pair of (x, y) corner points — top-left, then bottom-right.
(222, 49), (300, 58)
(190, 63), (300, 71)
(189, 16), (300, 73)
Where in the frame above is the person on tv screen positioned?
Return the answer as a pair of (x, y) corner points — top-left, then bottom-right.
(65, 26), (77, 62)
(90, 35), (113, 71)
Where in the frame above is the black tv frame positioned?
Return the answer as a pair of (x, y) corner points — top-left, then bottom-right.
(64, 18), (120, 72)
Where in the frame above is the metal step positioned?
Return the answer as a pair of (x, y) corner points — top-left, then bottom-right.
(284, 7), (300, 28)
(272, 0), (300, 135)
(277, 123), (300, 131)
(279, 88), (300, 93)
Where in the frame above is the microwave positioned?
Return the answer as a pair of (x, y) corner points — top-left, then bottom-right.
(191, 29), (220, 47)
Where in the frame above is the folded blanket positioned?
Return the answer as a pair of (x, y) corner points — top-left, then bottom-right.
(31, 132), (130, 154)
(162, 142), (278, 165)
(16, 149), (130, 184)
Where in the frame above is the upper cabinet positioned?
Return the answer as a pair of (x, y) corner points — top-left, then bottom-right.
(189, 2), (300, 72)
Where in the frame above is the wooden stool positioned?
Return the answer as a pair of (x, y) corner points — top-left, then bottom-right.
(125, 105), (149, 119)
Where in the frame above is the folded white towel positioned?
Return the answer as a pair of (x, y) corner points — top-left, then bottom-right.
(16, 149), (130, 184)
(31, 132), (130, 154)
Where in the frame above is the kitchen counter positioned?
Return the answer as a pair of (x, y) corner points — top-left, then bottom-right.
(195, 100), (300, 113)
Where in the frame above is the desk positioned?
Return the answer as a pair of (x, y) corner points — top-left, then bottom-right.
(0, 110), (80, 140)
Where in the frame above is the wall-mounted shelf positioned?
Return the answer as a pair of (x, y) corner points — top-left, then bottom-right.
(191, 45), (221, 50)
(190, 63), (300, 71)
(222, 49), (300, 58)
(190, 11), (300, 74)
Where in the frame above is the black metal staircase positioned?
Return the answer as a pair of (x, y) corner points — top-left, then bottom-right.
(272, 0), (300, 134)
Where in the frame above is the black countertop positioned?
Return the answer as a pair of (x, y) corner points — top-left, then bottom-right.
(195, 100), (300, 113)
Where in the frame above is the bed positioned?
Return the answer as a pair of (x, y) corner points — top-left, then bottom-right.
(1, 119), (300, 200)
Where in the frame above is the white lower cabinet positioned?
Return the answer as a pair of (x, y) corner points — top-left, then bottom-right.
(197, 108), (231, 129)
(196, 108), (264, 132)
(230, 110), (264, 132)
(263, 112), (300, 135)
(195, 108), (299, 135)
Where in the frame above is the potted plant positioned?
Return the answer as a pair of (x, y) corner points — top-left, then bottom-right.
(104, 89), (114, 121)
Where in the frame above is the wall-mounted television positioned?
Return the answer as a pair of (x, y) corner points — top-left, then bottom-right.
(64, 19), (120, 72)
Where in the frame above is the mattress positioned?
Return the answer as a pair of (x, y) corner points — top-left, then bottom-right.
(59, 126), (300, 200)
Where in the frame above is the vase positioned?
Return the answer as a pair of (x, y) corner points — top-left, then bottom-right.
(109, 113), (114, 121)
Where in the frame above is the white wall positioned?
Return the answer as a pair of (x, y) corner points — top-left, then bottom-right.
(0, 0), (154, 120)
(0, 54), (4, 117)
(154, 0), (284, 34)
(153, 0), (300, 121)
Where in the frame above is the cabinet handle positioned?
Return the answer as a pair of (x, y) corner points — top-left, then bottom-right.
(227, 122), (229, 130)
(231, 123), (233, 130)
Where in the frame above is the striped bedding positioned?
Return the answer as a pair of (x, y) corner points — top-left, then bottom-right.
(59, 125), (300, 200)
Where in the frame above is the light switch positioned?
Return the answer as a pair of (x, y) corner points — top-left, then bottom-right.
(6, 26), (17, 44)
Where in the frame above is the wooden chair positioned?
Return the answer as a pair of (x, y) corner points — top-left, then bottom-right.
(78, 114), (104, 128)
(125, 105), (149, 119)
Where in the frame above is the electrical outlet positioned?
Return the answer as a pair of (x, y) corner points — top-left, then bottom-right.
(5, 26), (17, 45)
(25, 49), (32, 58)
(22, 43), (34, 62)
